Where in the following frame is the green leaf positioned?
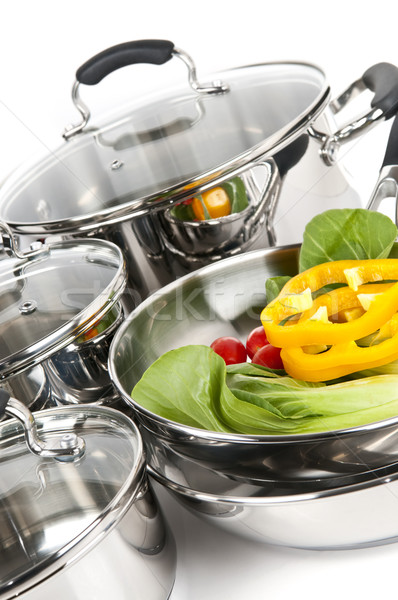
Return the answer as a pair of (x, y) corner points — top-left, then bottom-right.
(131, 345), (398, 435)
(131, 345), (230, 432)
(170, 202), (195, 221)
(197, 195), (211, 220)
(299, 208), (398, 272)
(221, 177), (249, 214)
(265, 275), (292, 302)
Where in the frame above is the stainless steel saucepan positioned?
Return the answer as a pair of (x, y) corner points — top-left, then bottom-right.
(0, 222), (126, 406)
(109, 242), (398, 486)
(1, 40), (398, 307)
(0, 389), (176, 599)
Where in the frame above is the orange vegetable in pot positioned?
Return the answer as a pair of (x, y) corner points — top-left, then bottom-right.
(192, 187), (231, 220)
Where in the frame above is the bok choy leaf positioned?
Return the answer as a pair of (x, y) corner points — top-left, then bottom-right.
(132, 345), (398, 435)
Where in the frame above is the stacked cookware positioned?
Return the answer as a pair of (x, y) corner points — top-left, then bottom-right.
(2, 39), (398, 595)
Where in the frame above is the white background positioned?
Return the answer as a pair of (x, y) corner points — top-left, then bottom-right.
(2, 1), (398, 598)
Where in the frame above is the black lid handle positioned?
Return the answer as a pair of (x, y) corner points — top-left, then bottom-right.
(76, 39), (175, 86)
(64, 39), (229, 139)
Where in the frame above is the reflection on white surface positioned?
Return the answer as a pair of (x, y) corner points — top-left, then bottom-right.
(154, 484), (398, 600)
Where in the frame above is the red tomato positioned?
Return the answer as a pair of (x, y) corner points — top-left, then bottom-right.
(210, 337), (247, 365)
(252, 344), (284, 370)
(246, 326), (269, 359)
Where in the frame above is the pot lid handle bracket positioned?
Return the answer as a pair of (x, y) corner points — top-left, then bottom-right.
(0, 388), (86, 461)
(0, 221), (49, 260)
(312, 62), (398, 165)
(63, 39), (229, 140)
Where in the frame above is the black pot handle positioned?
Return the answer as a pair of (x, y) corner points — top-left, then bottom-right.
(380, 112), (398, 167)
(320, 62), (398, 166)
(64, 39), (228, 139)
(366, 115), (398, 222)
(76, 39), (175, 86)
(363, 63), (398, 119)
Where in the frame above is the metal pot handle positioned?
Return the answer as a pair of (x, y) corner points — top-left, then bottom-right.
(63, 39), (229, 139)
(313, 62), (398, 165)
(0, 388), (85, 460)
(366, 114), (398, 224)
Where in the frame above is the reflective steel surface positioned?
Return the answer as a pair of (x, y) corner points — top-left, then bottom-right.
(0, 405), (176, 599)
(0, 238), (126, 378)
(0, 62), (329, 231)
(1, 365), (52, 414)
(43, 303), (124, 405)
(110, 244), (398, 489)
(150, 465), (398, 550)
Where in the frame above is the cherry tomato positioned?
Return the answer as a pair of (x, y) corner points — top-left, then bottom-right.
(210, 337), (247, 365)
(252, 344), (284, 370)
(246, 326), (269, 359)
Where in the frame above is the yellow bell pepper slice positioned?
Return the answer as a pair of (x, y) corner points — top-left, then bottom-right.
(281, 331), (398, 382)
(299, 282), (393, 322)
(192, 187), (231, 220)
(261, 260), (398, 348)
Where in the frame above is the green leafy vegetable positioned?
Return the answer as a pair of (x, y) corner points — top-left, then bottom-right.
(221, 177), (249, 213)
(170, 202), (195, 221)
(299, 208), (398, 272)
(265, 276), (292, 302)
(132, 345), (398, 435)
(131, 345), (230, 432)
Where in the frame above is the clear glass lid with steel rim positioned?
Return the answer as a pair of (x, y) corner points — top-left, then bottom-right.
(0, 400), (145, 598)
(0, 228), (126, 378)
(0, 61), (329, 233)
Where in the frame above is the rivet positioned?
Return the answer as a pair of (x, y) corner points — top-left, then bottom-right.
(19, 300), (38, 315)
(110, 159), (124, 171)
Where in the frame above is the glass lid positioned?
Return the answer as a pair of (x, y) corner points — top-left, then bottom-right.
(0, 235), (126, 377)
(0, 61), (329, 233)
(0, 404), (144, 597)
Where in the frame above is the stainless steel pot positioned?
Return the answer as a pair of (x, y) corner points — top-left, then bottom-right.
(149, 465), (398, 550)
(43, 302), (124, 406)
(0, 223), (126, 405)
(0, 389), (176, 599)
(1, 40), (398, 307)
(1, 365), (52, 414)
(109, 242), (398, 487)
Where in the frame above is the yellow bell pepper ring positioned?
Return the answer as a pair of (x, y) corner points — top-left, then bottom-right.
(261, 260), (398, 348)
(281, 331), (398, 382)
(298, 282), (393, 323)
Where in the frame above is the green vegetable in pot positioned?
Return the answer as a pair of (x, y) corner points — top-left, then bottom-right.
(76, 306), (119, 344)
(131, 345), (398, 435)
(221, 176), (249, 214)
